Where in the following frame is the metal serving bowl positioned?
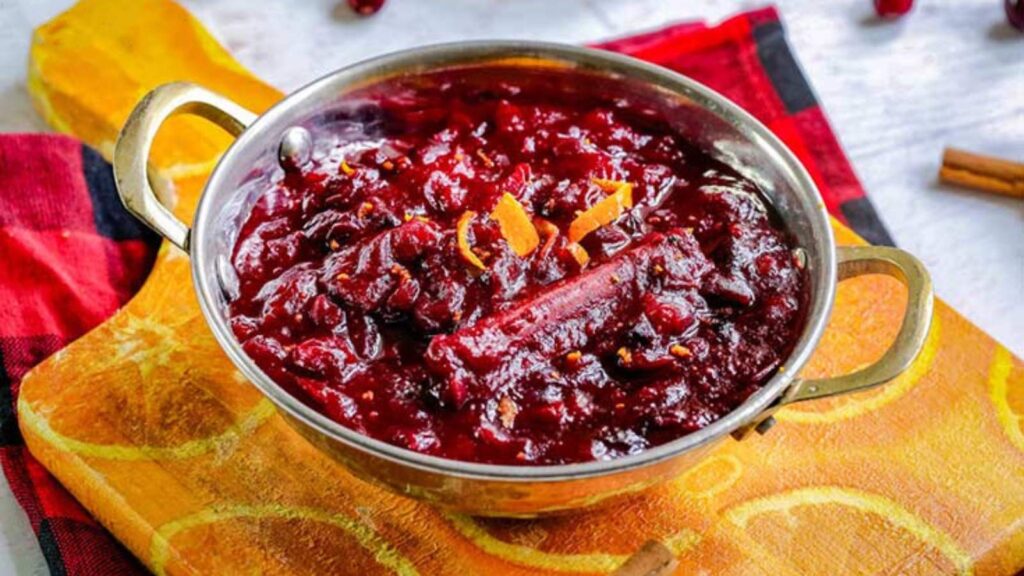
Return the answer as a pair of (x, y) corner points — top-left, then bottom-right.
(113, 42), (933, 517)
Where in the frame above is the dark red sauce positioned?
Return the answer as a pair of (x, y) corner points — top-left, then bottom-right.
(227, 68), (808, 465)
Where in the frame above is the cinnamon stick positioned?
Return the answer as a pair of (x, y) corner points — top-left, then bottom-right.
(612, 540), (679, 576)
(939, 147), (1024, 199)
(424, 231), (709, 406)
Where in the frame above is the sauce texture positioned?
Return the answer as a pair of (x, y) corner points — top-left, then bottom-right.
(228, 70), (807, 465)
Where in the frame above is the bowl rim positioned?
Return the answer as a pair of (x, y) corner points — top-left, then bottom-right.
(191, 40), (837, 482)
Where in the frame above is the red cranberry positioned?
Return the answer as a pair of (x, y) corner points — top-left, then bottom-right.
(1007, 0), (1024, 30)
(873, 0), (913, 17)
(348, 0), (385, 16)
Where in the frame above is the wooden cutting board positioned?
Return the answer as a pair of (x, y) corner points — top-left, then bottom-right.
(19, 1), (1024, 574)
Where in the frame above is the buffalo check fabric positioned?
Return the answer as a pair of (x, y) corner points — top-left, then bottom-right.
(596, 7), (893, 246)
(0, 134), (157, 573)
(0, 7), (891, 574)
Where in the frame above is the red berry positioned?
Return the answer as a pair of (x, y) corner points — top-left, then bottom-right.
(348, 0), (385, 16)
(873, 0), (913, 17)
(1007, 0), (1024, 30)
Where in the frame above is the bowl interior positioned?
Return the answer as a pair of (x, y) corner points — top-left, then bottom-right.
(191, 42), (835, 480)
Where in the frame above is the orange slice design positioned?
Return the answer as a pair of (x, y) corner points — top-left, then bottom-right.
(445, 513), (698, 573)
(671, 454), (744, 499)
(989, 346), (1024, 453)
(777, 312), (941, 424)
(724, 486), (973, 575)
(150, 504), (419, 576)
(18, 311), (273, 460)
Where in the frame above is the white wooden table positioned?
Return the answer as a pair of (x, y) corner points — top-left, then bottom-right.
(0, 0), (1021, 572)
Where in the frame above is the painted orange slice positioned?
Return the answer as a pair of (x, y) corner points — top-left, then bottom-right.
(777, 277), (941, 424)
(18, 311), (271, 460)
(990, 346), (1024, 453)
(150, 504), (419, 576)
(723, 486), (972, 575)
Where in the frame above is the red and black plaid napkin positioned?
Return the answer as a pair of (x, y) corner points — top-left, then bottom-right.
(0, 7), (891, 574)
(0, 135), (158, 573)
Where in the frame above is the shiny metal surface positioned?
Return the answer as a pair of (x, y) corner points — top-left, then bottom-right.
(277, 125), (313, 172)
(113, 82), (256, 252)
(731, 244), (934, 439)
(114, 41), (933, 516)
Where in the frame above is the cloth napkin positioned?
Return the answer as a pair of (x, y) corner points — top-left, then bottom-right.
(0, 135), (156, 572)
(0, 7), (892, 574)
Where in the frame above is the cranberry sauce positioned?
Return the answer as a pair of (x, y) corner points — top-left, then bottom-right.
(227, 67), (808, 465)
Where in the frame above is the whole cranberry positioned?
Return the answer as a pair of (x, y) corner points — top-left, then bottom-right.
(348, 0), (385, 16)
(1007, 0), (1024, 30)
(873, 0), (913, 17)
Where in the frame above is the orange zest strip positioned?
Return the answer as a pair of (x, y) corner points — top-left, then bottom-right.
(535, 218), (559, 256)
(457, 211), (487, 270)
(534, 218), (558, 238)
(568, 180), (633, 244)
(591, 177), (628, 193)
(567, 242), (590, 267)
(490, 192), (540, 257)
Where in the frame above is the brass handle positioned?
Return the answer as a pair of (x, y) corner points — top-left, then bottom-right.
(113, 82), (256, 252)
(734, 245), (934, 438)
(787, 245), (934, 403)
